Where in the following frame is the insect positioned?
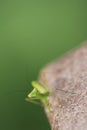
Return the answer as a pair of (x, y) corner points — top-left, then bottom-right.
(26, 81), (51, 111)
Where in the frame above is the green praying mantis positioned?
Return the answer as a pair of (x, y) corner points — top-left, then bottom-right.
(26, 81), (51, 111)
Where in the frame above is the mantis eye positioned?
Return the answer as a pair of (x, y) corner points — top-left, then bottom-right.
(28, 88), (37, 98)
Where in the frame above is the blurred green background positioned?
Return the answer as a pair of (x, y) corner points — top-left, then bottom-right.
(0, 0), (87, 130)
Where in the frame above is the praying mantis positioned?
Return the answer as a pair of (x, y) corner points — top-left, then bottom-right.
(26, 81), (51, 111)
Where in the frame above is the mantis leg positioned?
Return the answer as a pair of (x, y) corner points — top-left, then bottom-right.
(25, 98), (42, 106)
(43, 98), (50, 111)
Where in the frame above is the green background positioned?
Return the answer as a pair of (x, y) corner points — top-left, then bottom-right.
(0, 0), (87, 130)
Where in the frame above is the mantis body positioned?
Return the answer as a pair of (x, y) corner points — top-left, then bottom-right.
(26, 81), (50, 111)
